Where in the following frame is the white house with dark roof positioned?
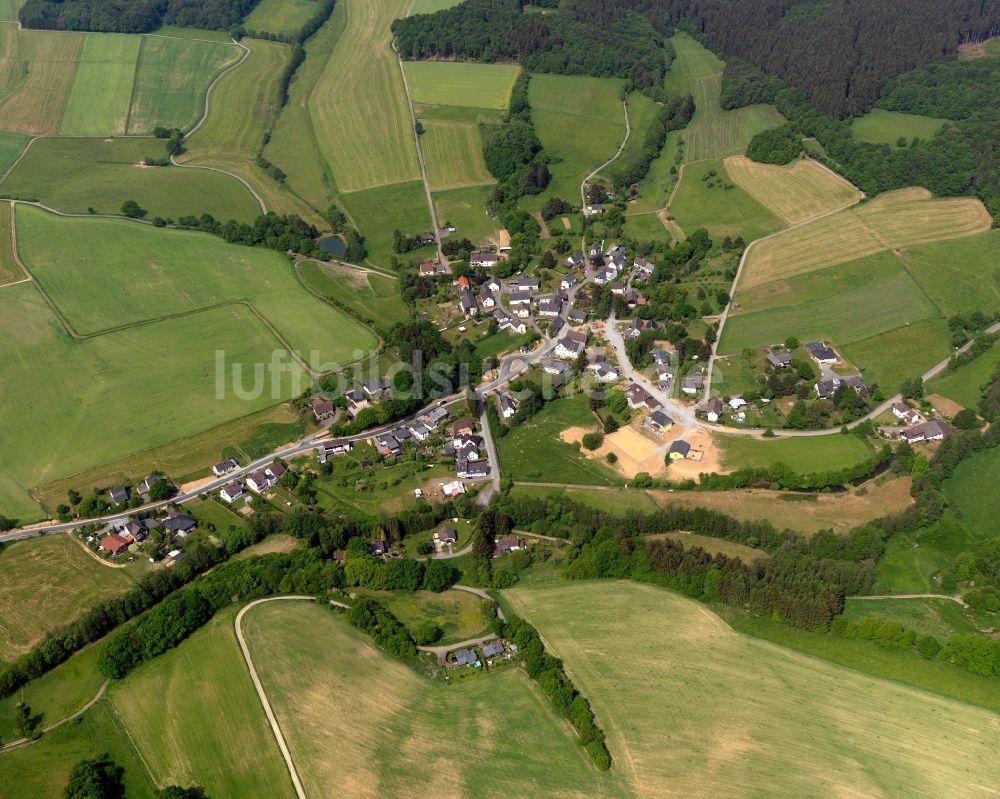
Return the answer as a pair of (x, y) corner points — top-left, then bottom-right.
(220, 481), (244, 503)
(899, 420), (951, 443)
(805, 341), (838, 364)
(555, 330), (588, 358)
(470, 252), (500, 268)
(767, 350), (793, 369)
(681, 375), (703, 395)
(498, 392), (519, 419)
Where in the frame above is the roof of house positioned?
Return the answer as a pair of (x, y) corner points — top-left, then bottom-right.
(450, 418), (475, 436)
(453, 648), (479, 665)
(670, 440), (691, 456)
(767, 350), (793, 366)
(471, 251), (499, 262)
(109, 486), (130, 503)
(458, 459), (491, 477)
(481, 641), (504, 658)
(101, 533), (130, 553)
(805, 341), (838, 361)
(706, 398), (723, 413)
(222, 480), (243, 496)
(815, 378), (840, 397)
(902, 420), (952, 441)
(163, 514), (196, 533)
(457, 275), (470, 288)
(649, 410), (673, 427)
(437, 527), (458, 542)
(682, 375), (704, 389)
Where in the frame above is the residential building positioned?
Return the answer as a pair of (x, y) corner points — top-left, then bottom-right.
(705, 398), (723, 422)
(164, 514), (196, 535)
(100, 534), (130, 557)
(668, 440), (691, 461)
(362, 377), (390, 398)
(681, 375), (703, 396)
(568, 309), (588, 325)
(246, 471), (273, 494)
(644, 409), (674, 434)
(814, 378), (840, 399)
(583, 204), (604, 217)
(311, 396), (335, 421)
(369, 539), (389, 556)
(625, 383), (651, 409)
(220, 481), (244, 503)
(555, 330), (588, 358)
(434, 527), (459, 547)
(457, 459), (491, 479)
(212, 458), (238, 476)
(499, 392), (519, 419)
(899, 420), (952, 443)
(542, 358), (572, 376)
(453, 648), (480, 666)
(508, 290), (533, 306)
(804, 341), (838, 364)
(459, 286), (478, 317)
(633, 257), (655, 276)
(480, 288), (497, 309)
(560, 274), (577, 290)
(470, 252), (500, 268)
(537, 296), (562, 317)
(496, 537), (525, 554)
(108, 486), (130, 505)
(767, 350), (793, 369)
(450, 418), (475, 438)
(481, 641), (505, 658)
(892, 402), (923, 425)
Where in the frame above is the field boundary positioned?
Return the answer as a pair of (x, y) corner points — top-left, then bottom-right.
(0, 679), (109, 752)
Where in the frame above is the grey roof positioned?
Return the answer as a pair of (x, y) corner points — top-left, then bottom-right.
(437, 527), (458, 542)
(767, 350), (793, 367)
(163, 514), (196, 533)
(508, 290), (532, 304)
(815, 378), (840, 398)
(457, 459), (490, 477)
(109, 486), (130, 503)
(481, 641), (504, 658)
(805, 341), (838, 361)
(670, 440), (691, 456)
(542, 358), (572, 374)
(649, 410), (673, 427)
(568, 309), (588, 323)
(453, 648), (479, 666)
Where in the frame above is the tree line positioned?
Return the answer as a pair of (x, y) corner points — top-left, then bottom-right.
(602, 93), (694, 192)
(20, 0), (258, 33)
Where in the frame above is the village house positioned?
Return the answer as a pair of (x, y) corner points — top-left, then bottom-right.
(625, 383), (652, 409)
(568, 308), (588, 325)
(485, 277), (502, 293)
(643, 409), (674, 435)
(265, 462), (287, 482)
(767, 349), (793, 369)
(470, 252), (500, 268)
(611, 280), (627, 295)
(495, 537), (525, 555)
(509, 276), (540, 293)
(495, 308), (528, 334)
(322, 440), (352, 461)
(900, 420), (952, 443)
(892, 402), (923, 425)
(453, 648), (480, 667)
(548, 316), (565, 337)
(583, 204), (604, 217)
(108, 486), (130, 505)
(418, 261), (450, 277)
(705, 398), (723, 422)
(668, 440), (691, 461)
(651, 348), (670, 366)
(633, 257), (655, 277)
(434, 527), (459, 549)
(374, 433), (402, 458)
(480, 287), (497, 309)
(164, 514), (196, 536)
(565, 251), (585, 269)
(560, 274), (577, 290)
(246, 471), (273, 495)
(362, 377), (390, 398)
(542, 358), (573, 377)
(220, 481), (244, 503)
(424, 405), (450, 428)
(815, 378), (840, 399)
(450, 418), (475, 438)
(454, 434), (482, 461)
(100, 533), (130, 557)
(344, 388), (369, 417)
(508, 290), (533, 306)
(499, 392), (519, 419)
(369, 539), (389, 557)
(681, 375), (704, 396)
(805, 341), (838, 365)
(657, 365), (674, 391)
(590, 363), (619, 382)
(513, 305), (531, 319)
(555, 329), (588, 358)
(481, 641), (505, 659)
(212, 458), (239, 476)
(589, 243), (602, 259)
(457, 459), (490, 479)
(311, 396), (335, 421)
(625, 318), (657, 339)
(459, 286), (479, 317)
(408, 422), (432, 441)
(537, 296), (562, 317)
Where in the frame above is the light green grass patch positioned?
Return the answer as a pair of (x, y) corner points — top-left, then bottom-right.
(671, 159), (783, 242)
(842, 597), (982, 640)
(245, 0), (321, 35)
(420, 120), (493, 190)
(623, 211), (670, 242)
(152, 25), (235, 42)
(0, 131), (28, 176)
(59, 33), (141, 136)
(297, 260), (409, 334)
(357, 588), (491, 643)
(339, 179), (432, 267)
(127, 35), (240, 134)
(404, 61), (519, 109)
(898, 230), (1000, 317)
(1, 137), (259, 221)
(15, 205), (376, 360)
(929, 341), (1000, 408)
(840, 317), (952, 394)
(408, 0), (461, 11)
(852, 109), (947, 145)
(435, 184), (499, 248)
(716, 433), (874, 473)
(631, 128), (682, 213)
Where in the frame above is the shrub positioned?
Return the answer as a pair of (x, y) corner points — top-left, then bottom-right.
(581, 432), (604, 450)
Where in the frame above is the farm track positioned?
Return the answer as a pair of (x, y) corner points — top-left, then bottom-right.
(0, 679), (110, 752)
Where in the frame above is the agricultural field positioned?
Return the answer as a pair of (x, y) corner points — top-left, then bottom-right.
(339, 179), (433, 266)
(737, 188), (992, 289)
(0, 131), (28, 176)
(0, 201), (22, 285)
(408, 0), (461, 12)
(309, 0), (420, 193)
(420, 120), (493, 190)
(851, 109), (946, 145)
(243, 600), (622, 797)
(897, 230), (1000, 317)
(59, 34), (141, 136)
(0, 26), (84, 135)
(434, 184), (499, 248)
(715, 433), (875, 474)
(723, 155), (862, 224)
(1, 137), (260, 221)
(839, 317), (953, 393)
(930, 341), (1000, 408)
(245, 0), (322, 35)
(297, 259), (409, 334)
(497, 393), (625, 486)
(14, 205), (376, 360)
(0, 535), (134, 663)
(403, 61), (519, 109)
(356, 589), (491, 644)
(524, 73), (626, 209)
(670, 159), (784, 243)
(126, 35), (242, 134)
(507, 581), (1000, 799)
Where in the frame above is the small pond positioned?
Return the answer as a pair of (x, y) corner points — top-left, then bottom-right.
(317, 235), (345, 257)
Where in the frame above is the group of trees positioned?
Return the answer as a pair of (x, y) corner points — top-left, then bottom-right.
(345, 597), (418, 659)
(172, 211), (331, 258)
(342, 539), (457, 592)
(483, 72), (550, 208)
(21, 0), (258, 33)
(603, 93), (694, 191)
(63, 755), (205, 798)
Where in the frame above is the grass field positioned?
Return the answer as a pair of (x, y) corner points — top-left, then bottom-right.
(498, 393), (625, 486)
(738, 188), (992, 289)
(297, 259), (409, 334)
(0, 535), (134, 663)
(245, 0), (321, 35)
(339, 179), (432, 266)
(0, 26), (84, 134)
(507, 581), (1000, 799)
(1, 137), (260, 221)
(403, 61), (518, 109)
(408, 0), (461, 11)
(716, 433), (874, 473)
(357, 589), (491, 643)
(110, 606), (295, 798)
(649, 531), (768, 561)
(15, 205), (376, 360)
(930, 341), (1000, 408)
(0, 201), (22, 285)
(59, 33), (140, 136)
(842, 597), (982, 640)
(723, 156), (861, 224)
(897, 230), (1000, 317)
(126, 35), (241, 134)
(309, 0), (420, 192)
(243, 600), (620, 797)
(599, 91), (658, 185)
(434, 184), (499, 248)
(0, 131), (28, 176)
(420, 120), (493, 190)
(670, 159), (784, 242)
(840, 317), (953, 392)
(524, 73), (625, 209)
(852, 109), (946, 145)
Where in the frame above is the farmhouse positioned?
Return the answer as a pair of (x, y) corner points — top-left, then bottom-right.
(100, 534), (130, 557)
(805, 341), (838, 364)
(220, 481), (244, 503)
(108, 486), (130, 505)
(452, 648), (480, 667)
(499, 392), (519, 419)
(212, 458), (239, 476)
(508, 290), (533, 306)
(669, 440), (691, 461)
(900, 420), (952, 443)
(892, 402), (923, 425)
(555, 330), (588, 358)
(681, 375), (703, 395)
(496, 537), (525, 554)
(583, 204), (604, 217)
(470, 252), (500, 268)
(311, 396), (335, 421)
(767, 350), (793, 369)
(510, 276), (540, 293)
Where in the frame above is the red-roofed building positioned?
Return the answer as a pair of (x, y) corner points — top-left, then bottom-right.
(457, 275), (470, 289)
(100, 534), (130, 557)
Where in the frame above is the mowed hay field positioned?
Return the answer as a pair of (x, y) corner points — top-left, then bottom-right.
(0, 25), (84, 134)
(14, 205), (377, 359)
(507, 581), (1000, 799)
(309, 0), (420, 192)
(59, 33), (141, 136)
(738, 188), (993, 289)
(110, 607), (296, 799)
(403, 61), (519, 109)
(245, 0), (322, 36)
(1, 137), (260, 221)
(0, 535), (133, 663)
(421, 120), (493, 190)
(715, 432), (875, 474)
(724, 156), (861, 224)
(243, 600), (623, 798)
(297, 259), (410, 334)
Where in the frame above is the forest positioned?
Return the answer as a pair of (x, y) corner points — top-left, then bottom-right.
(19, 0), (259, 32)
(392, 0), (1000, 116)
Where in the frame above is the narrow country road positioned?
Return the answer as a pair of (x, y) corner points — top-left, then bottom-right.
(852, 593), (968, 607)
(0, 680), (109, 752)
(418, 633), (499, 666)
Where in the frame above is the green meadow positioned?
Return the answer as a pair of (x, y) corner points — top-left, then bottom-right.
(434, 184), (499, 248)
(245, 0), (322, 35)
(59, 33), (141, 136)
(899, 230), (1000, 317)
(851, 109), (947, 145)
(716, 433), (875, 473)
(339, 179), (433, 266)
(0, 131), (29, 176)
(840, 317), (953, 393)
(297, 259), (409, 334)
(404, 61), (519, 109)
(930, 341), (1000, 408)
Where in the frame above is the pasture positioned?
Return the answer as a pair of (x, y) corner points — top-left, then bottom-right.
(670, 159), (784, 243)
(723, 156), (861, 224)
(1, 137), (260, 221)
(898, 230), (1000, 317)
(59, 33), (141, 136)
(420, 120), (493, 190)
(297, 259), (410, 333)
(357, 589), (491, 644)
(737, 188), (992, 289)
(126, 35), (241, 134)
(525, 73), (625, 208)
(840, 317), (953, 393)
(403, 61), (519, 109)
(339, 179), (432, 266)
(243, 600), (621, 797)
(245, 0), (322, 35)
(0, 535), (134, 663)
(0, 26), (84, 135)
(851, 109), (946, 145)
(507, 581), (1000, 799)
(110, 606), (295, 798)
(930, 341), (1000, 408)
(0, 201), (22, 285)
(0, 131), (28, 176)
(434, 185), (499, 248)
(715, 433), (874, 474)
(14, 205), (377, 360)
(309, 0), (421, 192)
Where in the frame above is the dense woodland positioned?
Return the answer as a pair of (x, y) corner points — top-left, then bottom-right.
(19, 0), (258, 32)
(393, 0), (1000, 116)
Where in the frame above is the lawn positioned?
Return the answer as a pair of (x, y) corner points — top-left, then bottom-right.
(524, 73), (626, 209)
(623, 210), (670, 242)
(245, 0), (322, 35)
(507, 581), (1000, 798)
(1, 137), (260, 221)
(420, 120), (493, 190)
(723, 155), (861, 224)
(110, 606), (296, 798)
(929, 341), (1000, 408)
(339, 179), (433, 267)
(851, 109), (946, 145)
(357, 588), (491, 644)
(0, 535), (134, 664)
(0, 26), (84, 135)
(313, 460), (454, 519)
(840, 316), (953, 393)
(309, 0), (421, 192)
(0, 131), (28, 177)
(297, 259), (409, 334)
(715, 433), (874, 473)
(59, 33), (141, 136)
(898, 230), (1000, 317)
(126, 35), (241, 134)
(403, 61), (519, 109)
(498, 393), (625, 486)
(670, 158), (784, 243)
(14, 205), (377, 361)
(738, 188), (992, 289)
(434, 184), (499, 248)
(242, 600), (621, 797)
